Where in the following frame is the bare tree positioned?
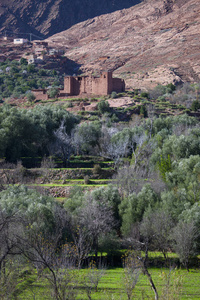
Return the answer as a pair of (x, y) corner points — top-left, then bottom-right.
(125, 225), (159, 300)
(171, 221), (198, 271)
(82, 260), (105, 300)
(0, 209), (31, 300)
(0, 201), (76, 300)
(40, 155), (56, 183)
(129, 133), (148, 169)
(78, 195), (116, 261)
(122, 250), (141, 300)
(146, 104), (155, 138)
(70, 221), (92, 269)
(0, 209), (22, 275)
(114, 164), (143, 197)
(101, 132), (129, 167)
(49, 120), (72, 167)
(160, 267), (183, 300)
(99, 126), (119, 156)
(140, 210), (174, 260)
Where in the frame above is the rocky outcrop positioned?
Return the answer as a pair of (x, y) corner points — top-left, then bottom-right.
(46, 0), (200, 88)
(0, 0), (140, 38)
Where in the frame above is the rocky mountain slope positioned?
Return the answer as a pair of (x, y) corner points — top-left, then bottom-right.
(46, 0), (200, 89)
(0, 0), (140, 38)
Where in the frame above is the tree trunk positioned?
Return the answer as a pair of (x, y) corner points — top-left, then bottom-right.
(141, 245), (159, 300)
(143, 266), (159, 300)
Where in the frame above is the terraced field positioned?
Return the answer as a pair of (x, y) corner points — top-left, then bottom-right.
(0, 157), (116, 198)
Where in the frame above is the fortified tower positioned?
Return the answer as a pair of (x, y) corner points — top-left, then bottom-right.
(63, 71), (125, 96)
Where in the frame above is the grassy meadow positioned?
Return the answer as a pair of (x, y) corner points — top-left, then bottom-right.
(17, 266), (200, 299)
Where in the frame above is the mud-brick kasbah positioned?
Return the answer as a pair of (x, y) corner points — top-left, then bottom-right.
(32, 71), (125, 100)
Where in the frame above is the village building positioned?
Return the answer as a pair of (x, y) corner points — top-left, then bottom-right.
(32, 71), (125, 100)
(48, 48), (65, 57)
(34, 47), (46, 55)
(61, 72), (125, 96)
(32, 41), (48, 47)
(14, 38), (28, 45)
(28, 53), (46, 64)
(32, 41), (49, 55)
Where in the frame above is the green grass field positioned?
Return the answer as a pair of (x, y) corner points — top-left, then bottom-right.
(17, 267), (200, 300)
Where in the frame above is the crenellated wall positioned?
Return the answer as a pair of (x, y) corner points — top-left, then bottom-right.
(32, 72), (125, 100)
(63, 72), (125, 96)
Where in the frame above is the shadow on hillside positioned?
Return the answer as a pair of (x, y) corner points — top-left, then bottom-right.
(64, 58), (82, 76)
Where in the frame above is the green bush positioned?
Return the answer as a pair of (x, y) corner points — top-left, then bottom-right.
(111, 91), (118, 99)
(111, 113), (119, 122)
(166, 83), (176, 93)
(140, 91), (149, 98)
(26, 92), (36, 103)
(92, 164), (102, 176)
(84, 175), (90, 184)
(38, 69), (47, 76)
(66, 101), (73, 108)
(20, 58), (28, 65)
(97, 100), (110, 114)
(89, 115), (99, 121)
(191, 100), (200, 111)
(47, 87), (59, 98)
(140, 105), (148, 117)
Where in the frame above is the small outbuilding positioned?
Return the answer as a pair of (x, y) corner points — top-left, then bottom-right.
(14, 38), (28, 45)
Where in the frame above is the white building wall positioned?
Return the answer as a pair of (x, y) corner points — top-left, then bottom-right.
(14, 39), (28, 45)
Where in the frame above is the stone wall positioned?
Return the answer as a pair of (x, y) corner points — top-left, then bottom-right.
(112, 77), (125, 93)
(63, 71), (125, 96)
(32, 89), (49, 100)
(32, 72), (125, 99)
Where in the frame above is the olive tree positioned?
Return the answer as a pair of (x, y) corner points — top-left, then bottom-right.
(72, 122), (101, 155)
(0, 185), (77, 300)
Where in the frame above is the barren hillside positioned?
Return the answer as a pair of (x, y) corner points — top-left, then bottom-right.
(0, 0), (140, 38)
(46, 0), (200, 89)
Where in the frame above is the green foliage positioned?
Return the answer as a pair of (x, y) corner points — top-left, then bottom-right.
(119, 184), (159, 235)
(26, 91), (36, 103)
(20, 57), (28, 65)
(47, 87), (59, 98)
(27, 64), (36, 73)
(0, 104), (78, 161)
(0, 65), (200, 275)
(0, 185), (56, 232)
(166, 83), (176, 93)
(140, 91), (149, 98)
(92, 164), (102, 175)
(111, 113), (119, 122)
(91, 185), (121, 223)
(0, 59), (63, 100)
(157, 154), (172, 181)
(180, 202), (200, 228)
(84, 175), (90, 184)
(64, 186), (85, 215)
(111, 91), (117, 99)
(191, 99), (200, 111)
(97, 100), (110, 114)
(73, 121), (101, 154)
(38, 69), (47, 76)
(140, 105), (147, 117)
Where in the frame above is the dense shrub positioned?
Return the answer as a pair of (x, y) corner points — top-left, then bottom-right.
(97, 100), (110, 114)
